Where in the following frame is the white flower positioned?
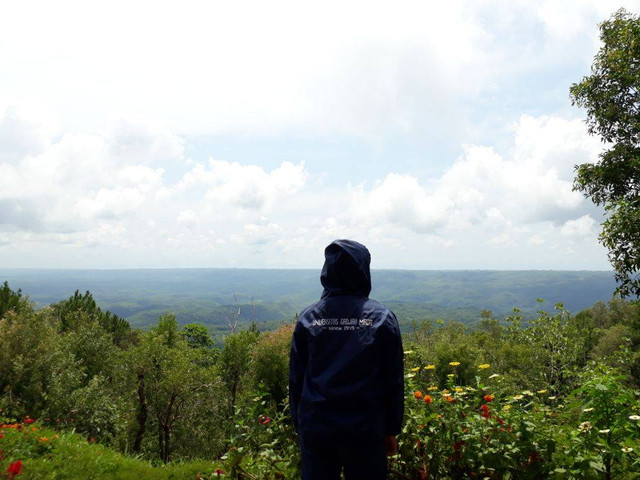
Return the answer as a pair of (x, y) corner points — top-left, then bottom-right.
(629, 415), (640, 421)
(621, 446), (633, 453)
(599, 429), (610, 434)
(578, 421), (592, 432)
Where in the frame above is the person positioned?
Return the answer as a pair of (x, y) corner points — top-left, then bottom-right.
(289, 239), (404, 480)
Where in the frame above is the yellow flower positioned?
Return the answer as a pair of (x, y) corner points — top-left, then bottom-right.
(447, 374), (455, 378)
(411, 367), (421, 372)
(441, 389), (450, 395)
(427, 385), (439, 391)
(454, 387), (464, 393)
(478, 364), (490, 369)
(537, 389), (548, 394)
(424, 364), (436, 370)
(512, 394), (524, 400)
(449, 361), (461, 366)
(502, 405), (511, 411)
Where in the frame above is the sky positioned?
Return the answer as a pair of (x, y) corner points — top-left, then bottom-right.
(1, 0), (638, 270)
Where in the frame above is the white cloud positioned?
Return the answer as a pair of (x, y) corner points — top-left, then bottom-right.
(0, 87), (611, 269)
(561, 215), (597, 238)
(193, 159), (307, 211)
(347, 115), (601, 237)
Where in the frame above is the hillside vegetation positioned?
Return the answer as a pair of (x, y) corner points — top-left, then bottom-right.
(0, 269), (616, 333)
(1, 281), (639, 478)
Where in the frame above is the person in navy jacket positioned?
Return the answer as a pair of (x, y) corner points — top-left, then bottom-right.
(289, 239), (404, 480)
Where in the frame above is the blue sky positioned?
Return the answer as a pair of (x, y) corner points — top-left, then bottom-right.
(1, 0), (638, 270)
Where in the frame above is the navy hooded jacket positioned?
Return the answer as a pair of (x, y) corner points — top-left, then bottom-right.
(289, 239), (404, 440)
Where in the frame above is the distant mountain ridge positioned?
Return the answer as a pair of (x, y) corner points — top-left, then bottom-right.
(0, 269), (617, 332)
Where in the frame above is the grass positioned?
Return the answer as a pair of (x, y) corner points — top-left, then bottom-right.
(0, 422), (224, 479)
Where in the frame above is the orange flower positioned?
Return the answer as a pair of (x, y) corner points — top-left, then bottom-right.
(424, 395), (433, 404)
(444, 394), (455, 403)
(483, 394), (494, 403)
(414, 391), (423, 399)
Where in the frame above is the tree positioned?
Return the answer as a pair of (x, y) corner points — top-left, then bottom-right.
(570, 9), (640, 297)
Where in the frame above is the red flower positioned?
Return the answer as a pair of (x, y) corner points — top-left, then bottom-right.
(23, 419), (34, 425)
(258, 416), (271, 425)
(480, 404), (491, 418)
(8, 459), (23, 475)
(497, 417), (505, 425)
(215, 468), (225, 476)
(483, 394), (493, 403)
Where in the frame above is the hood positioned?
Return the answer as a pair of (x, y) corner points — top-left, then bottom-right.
(320, 239), (372, 298)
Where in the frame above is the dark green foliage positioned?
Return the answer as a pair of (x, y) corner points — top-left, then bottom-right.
(0, 281), (28, 319)
(180, 323), (214, 348)
(53, 290), (131, 345)
(571, 9), (640, 297)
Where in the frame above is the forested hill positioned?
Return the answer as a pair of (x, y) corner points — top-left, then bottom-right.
(0, 269), (616, 332)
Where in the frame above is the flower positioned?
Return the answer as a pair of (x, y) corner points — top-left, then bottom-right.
(502, 405), (511, 411)
(483, 394), (493, 403)
(512, 395), (524, 400)
(537, 389), (548, 394)
(39, 437), (49, 442)
(629, 415), (640, 421)
(411, 367), (421, 372)
(424, 395), (433, 404)
(447, 374), (455, 378)
(548, 396), (557, 400)
(449, 361), (461, 366)
(424, 364), (436, 370)
(480, 404), (491, 418)
(478, 364), (490, 369)
(443, 394), (455, 403)
(454, 387), (464, 393)
(23, 418), (34, 425)
(427, 385), (439, 391)
(621, 446), (633, 453)
(583, 407), (594, 413)
(215, 469), (225, 476)
(258, 416), (272, 425)
(578, 421), (592, 432)
(599, 429), (610, 434)
(414, 391), (423, 399)
(7, 460), (22, 475)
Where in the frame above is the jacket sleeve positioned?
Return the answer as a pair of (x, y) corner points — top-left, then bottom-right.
(289, 320), (308, 432)
(379, 311), (404, 436)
